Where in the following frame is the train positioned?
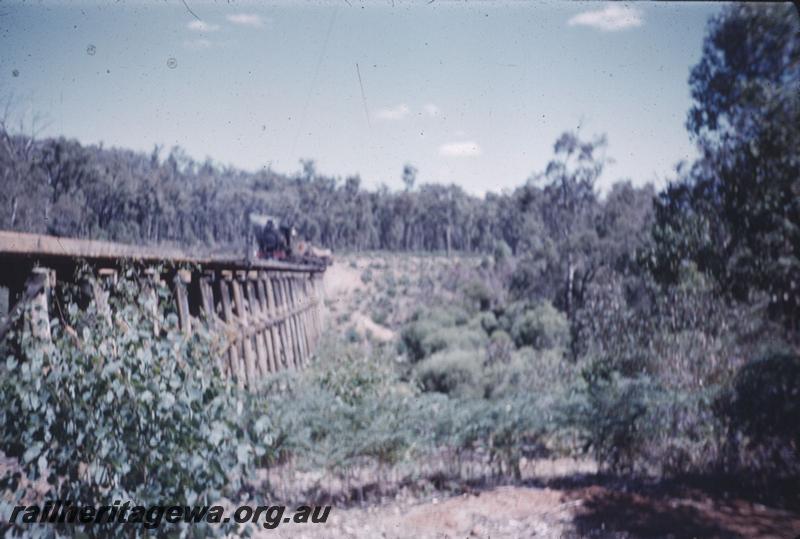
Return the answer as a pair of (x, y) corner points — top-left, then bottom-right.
(248, 214), (332, 268)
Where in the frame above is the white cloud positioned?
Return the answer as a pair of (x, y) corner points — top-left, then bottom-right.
(227, 13), (265, 28)
(567, 5), (643, 32)
(183, 38), (213, 50)
(187, 20), (219, 32)
(439, 141), (482, 157)
(423, 103), (440, 117)
(374, 103), (410, 121)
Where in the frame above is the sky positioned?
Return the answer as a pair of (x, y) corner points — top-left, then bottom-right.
(0, 0), (724, 195)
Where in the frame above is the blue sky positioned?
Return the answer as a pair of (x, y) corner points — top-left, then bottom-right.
(0, 1), (723, 195)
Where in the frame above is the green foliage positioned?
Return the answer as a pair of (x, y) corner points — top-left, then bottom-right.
(426, 325), (488, 356)
(575, 374), (661, 473)
(508, 302), (569, 350)
(492, 240), (512, 265)
(264, 344), (562, 484)
(478, 311), (499, 334)
(461, 280), (493, 311)
(487, 348), (572, 398)
(719, 351), (800, 476)
(312, 340), (399, 406)
(0, 270), (269, 537)
(414, 350), (483, 398)
(399, 319), (441, 362)
(344, 326), (362, 343)
(399, 307), (479, 362)
(369, 296), (393, 326)
(486, 329), (513, 365)
(652, 3), (800, 326)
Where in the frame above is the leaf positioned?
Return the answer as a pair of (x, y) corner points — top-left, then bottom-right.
(236, 443), (251, 465)
(160, 392), (175, 408)
(23, 442), (43, 464)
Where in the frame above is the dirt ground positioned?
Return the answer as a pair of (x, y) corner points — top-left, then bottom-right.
(257, 485), (573, 538)
(251, 478), (800, 539)
(323, 255), (396, 341)
(322, 252), (479, 341)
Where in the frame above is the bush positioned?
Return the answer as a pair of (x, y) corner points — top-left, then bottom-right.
(719, 351), (800, 476)
(414, 350), (483, 398)
(360, 268), (373, 284)
(478, 311), (499, 334)
(312, 341), (399, 406)
(266, 354), (423, 475)
(576, 374), (662, 473)
(417, 306), (470, 328)
(400, 319), (442, 361)
(0, 269), (268, 537)
(486, 329), (514, 365)
(462, 280), (493, 311)
(508, 302), (569, 350)
(483, 347), (576, 402)
(426, 326), (487, 355)
(400, 307), (481, 362)
(492, 240), (512, 265)
(262, 337), (566, 487)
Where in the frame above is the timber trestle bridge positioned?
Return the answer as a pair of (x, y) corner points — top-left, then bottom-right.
(0, 231), (327, 388)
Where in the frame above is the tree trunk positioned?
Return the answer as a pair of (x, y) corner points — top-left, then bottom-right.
(10, 197), (18, 228)
(566, 253), (575, 319)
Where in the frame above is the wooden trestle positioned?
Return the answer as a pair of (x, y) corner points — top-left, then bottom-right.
(0, 231), (328, 388)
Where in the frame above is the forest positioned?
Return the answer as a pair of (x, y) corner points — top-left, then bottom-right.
(0, 3), (798, 537)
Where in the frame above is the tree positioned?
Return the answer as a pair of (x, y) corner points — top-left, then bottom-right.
(402, 164), (417, 191)
(651, 3), (800, 329)
(529, 131), (607, 321)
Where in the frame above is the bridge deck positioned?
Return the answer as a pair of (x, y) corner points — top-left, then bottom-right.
(0, 230), (322, 273)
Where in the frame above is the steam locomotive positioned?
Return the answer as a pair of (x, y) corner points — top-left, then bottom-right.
(248, 214), (332, 268)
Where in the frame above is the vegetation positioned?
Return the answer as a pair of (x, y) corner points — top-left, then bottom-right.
(0, 3), (798, 536)
(0, 268), (270, 537)
(651, 3), (800, 328)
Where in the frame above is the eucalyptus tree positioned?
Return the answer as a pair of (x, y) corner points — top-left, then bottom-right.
(524, 132), (608, 320)
(651, 3), (800, 330)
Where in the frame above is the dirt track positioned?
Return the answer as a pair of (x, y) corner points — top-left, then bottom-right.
(255, 486), (573, 538)
(252, 479), (800, 538)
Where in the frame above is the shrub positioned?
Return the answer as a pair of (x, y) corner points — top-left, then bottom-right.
(509, 302), (569, 350)
(312, 341), (398, 406)
(0, 270), (268, 537)
(400, 307), (480, 362)
(575, 374), (661, 473)
(400, 319), (441, 362)
(483, 347), (575, 400)
(265, 350), (421, 475)
(719, 351), (800, 476)
(478, 311), (499, 334)
(486, 329), (514, 365)
(426, 326), (487, 355)
(492, 240), (512, 265)
(416, 306), (470, 328)
(414, 350), (483, 398)
(345, 326), (362, 343)
(462, 280), (493, 311)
